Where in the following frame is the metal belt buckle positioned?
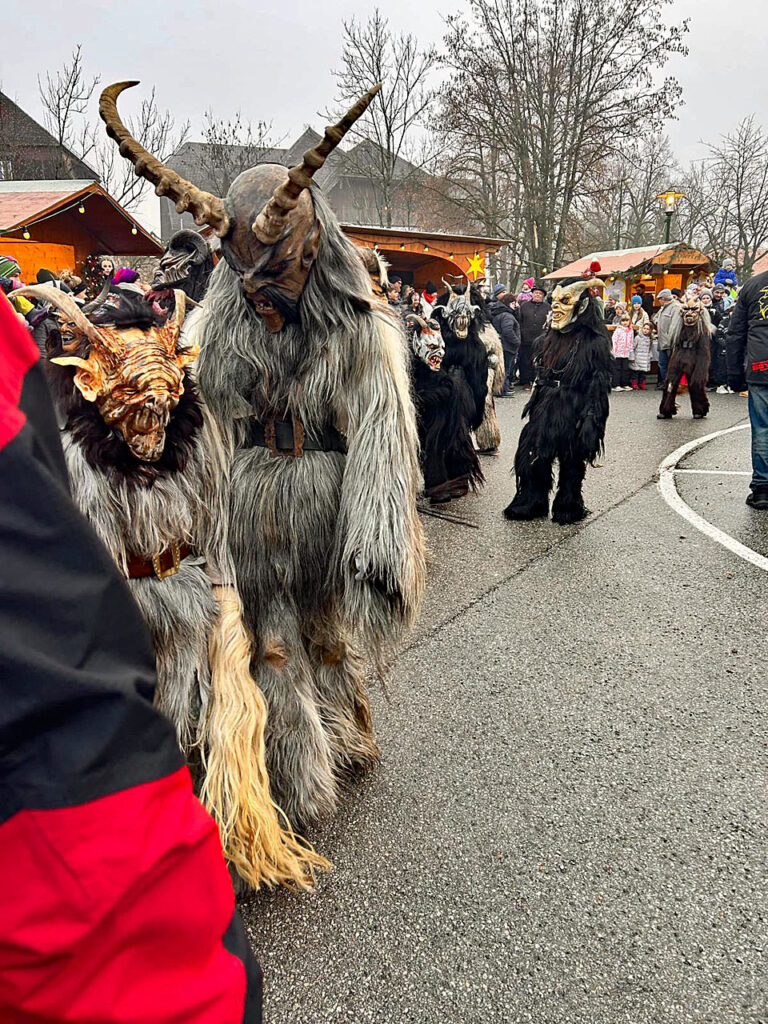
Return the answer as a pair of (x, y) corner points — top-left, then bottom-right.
(152, 541), (181, 580)
(264, 415), (305, 458)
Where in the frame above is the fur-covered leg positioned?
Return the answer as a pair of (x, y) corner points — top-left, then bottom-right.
(658, 363), (682, 418)
(306, 621), (381, 775)
(551, 456), (589, 524)
(475, 365), (502, 453)
(248, 600), (339, 829)
(689, 381), (710, 418)
(503, 425), (552, 520)
(200, 586), (330, 889)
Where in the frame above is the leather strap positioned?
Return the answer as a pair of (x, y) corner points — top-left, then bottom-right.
(247, 416), (346, 457)
(125, 542), (191, 580)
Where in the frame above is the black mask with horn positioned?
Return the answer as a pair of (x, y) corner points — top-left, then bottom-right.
(99, 81), (381, 332)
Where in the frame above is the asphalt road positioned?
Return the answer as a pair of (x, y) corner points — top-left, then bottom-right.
(241, 387), (766, 1024)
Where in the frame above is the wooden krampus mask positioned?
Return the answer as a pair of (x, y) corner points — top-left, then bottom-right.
(549, 278), (604, 332)
(405, 314), (444, 371)
(432, 278), (480, 340)
(99, 81), (381, 333)
(18, 285), (195, 462)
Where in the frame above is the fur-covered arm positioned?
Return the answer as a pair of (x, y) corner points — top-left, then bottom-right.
(333, 312), (426, 658)
(481, 324), (506, 395)
(576, 337), (613, 462)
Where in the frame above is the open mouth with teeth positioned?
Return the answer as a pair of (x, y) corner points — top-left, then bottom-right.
(426, 351), (443, 370)
(250, 295), (276, 315)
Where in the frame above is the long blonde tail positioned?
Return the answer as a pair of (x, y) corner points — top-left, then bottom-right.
(201, 586), (330, 889)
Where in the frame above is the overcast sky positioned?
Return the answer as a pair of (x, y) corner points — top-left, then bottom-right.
(2, 0), (766, 232)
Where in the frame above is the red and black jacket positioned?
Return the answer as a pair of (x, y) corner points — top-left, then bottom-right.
(0, 293), (262, 1023)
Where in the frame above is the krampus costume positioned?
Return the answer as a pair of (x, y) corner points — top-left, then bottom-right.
(503, 276), (612, 525)
(432, 279), (490, 432)
(152, 228), (215, 302)
(658, 295), (714, 419)
(475, 313), (505, 455)
(100, 82), (426, 829)
(16, 281), (323, 890)
(405, 312), (483, 502)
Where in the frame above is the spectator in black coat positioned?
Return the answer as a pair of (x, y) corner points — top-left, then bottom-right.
(516, 283), (549, 387)
(489, 285), (520, 395)
(726, 269), (768, 508)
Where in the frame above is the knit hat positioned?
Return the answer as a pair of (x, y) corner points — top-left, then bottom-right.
(657, 288), (672, 301)
(113, 267), (139, 285)
(523, 277), (534, 289)
(700, 288), (713, 299)
(493, 283), (506, 297)
(0, 255), (21, 279)
(631, 295), (643, 304)
(36, 268), (57, 284)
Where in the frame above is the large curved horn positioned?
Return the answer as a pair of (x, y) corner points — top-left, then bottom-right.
(14, 285), (105, 348)
(252, 83), (382, 244)
(99, 82), (230, 237)
(81, 276), (113, 315)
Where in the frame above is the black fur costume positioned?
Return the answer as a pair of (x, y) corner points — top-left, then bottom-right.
(432, 281), (490, 431)
(658, 296), (713, 420)
(503, 277), (612, 525)
(405, 314), (483, 502)
(148, 229), (214, 310)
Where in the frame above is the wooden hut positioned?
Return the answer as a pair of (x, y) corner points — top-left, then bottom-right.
(0, 180), (161, 282)
(545, 244), (713, 306)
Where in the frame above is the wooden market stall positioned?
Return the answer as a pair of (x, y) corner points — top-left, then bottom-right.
(0, 179), (162, 281)
(545, 243), (713, 306)
(340, 224), (512, 289)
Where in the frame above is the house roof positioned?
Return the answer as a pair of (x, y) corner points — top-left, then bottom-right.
(341, 224), (512, 248)
(0, 92), (98, 180)
(0, 179), (161, 255)
(546, 244), (712, 280)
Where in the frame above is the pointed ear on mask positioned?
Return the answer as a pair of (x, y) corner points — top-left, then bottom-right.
(50, 355), (103, 403)
(176, 345), (200, 369)
(578, 295), (590, 317)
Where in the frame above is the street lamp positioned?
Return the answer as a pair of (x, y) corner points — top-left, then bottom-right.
(656, 190), (686, 244)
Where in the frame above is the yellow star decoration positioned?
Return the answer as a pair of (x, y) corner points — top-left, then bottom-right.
(466, 251), (485, 280)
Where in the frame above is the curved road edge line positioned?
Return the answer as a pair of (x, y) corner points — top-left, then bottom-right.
(658, 423), (768, 573)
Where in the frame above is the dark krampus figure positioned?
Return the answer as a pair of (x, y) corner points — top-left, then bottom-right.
(503, 277), (613, 525)
(404, 313), (483, 502)
(151, 228), (215, 302)
(658, 295), (714, 420)
(432, 279), (490, 431)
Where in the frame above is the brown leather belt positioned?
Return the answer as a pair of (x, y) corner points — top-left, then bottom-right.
(125, 542), (191, 580)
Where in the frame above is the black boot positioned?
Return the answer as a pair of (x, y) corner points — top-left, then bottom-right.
(746, 488), (768, 510)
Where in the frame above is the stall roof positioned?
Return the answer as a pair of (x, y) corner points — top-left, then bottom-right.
(0, 179), (162, 256)
(546, 243), (712, 280)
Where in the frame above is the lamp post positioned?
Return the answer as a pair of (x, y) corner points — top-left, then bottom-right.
(656, 190), (686, 245)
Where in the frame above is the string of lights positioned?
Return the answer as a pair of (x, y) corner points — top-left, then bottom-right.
(0, 192), (144, 242)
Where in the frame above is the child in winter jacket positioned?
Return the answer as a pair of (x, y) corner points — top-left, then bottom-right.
(630, 321), (653, 390)
(612, 313), (635, 390)
(714, 258), (739, 289)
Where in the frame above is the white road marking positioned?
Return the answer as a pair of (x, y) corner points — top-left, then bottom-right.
(658, 423), (768, 573)
(674, 468), (751, 476)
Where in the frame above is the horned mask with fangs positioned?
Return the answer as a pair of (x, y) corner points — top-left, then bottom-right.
(99, 81), (381, 332)
(549, 278), (604, 332)
(17, 285), (195, 462)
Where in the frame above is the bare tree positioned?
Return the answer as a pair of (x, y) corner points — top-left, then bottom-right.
(679, 117), (768, 279)
(198, 110), (275, 195)
(38, 45), (99, 176)
(441, 0), (688, 272)
(328, 9), (439, 228)
(37, 48), (188, 209)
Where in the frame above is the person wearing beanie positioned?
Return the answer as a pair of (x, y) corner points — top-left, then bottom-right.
(0, 256), (22, 281)
(492, 283), (506, 298)
(517, 277), (534, 303)
(488, 287), (520, 394)
(630, 293), (649, 331)
(714, 257), (739, 290)
(632, 282), (654, 317)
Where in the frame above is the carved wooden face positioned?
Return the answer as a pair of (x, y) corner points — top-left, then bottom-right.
(51, 294), (196, 462)
(549, 278), (601, 331)
(407, 315), (444, 370)
(220, 165), (321, 333)
(682, 296), (703, 327)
